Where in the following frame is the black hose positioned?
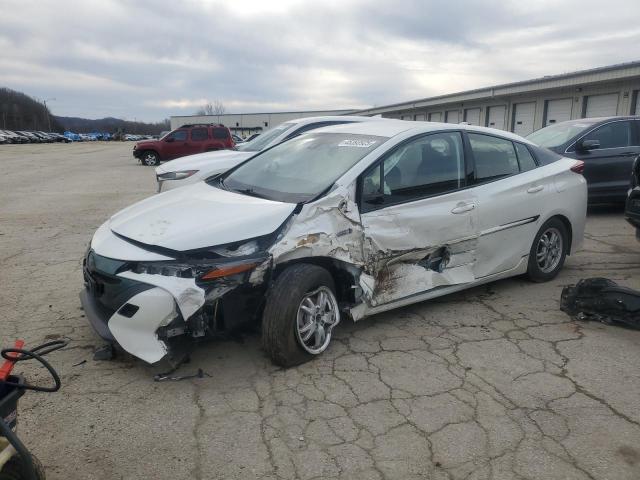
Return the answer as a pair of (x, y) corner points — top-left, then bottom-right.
(1, 339), (68, 392)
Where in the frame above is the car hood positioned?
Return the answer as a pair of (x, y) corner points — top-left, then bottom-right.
(109, 181), (296, 251)
(136, 140), (157, 149)
(156, 149), (253, 175)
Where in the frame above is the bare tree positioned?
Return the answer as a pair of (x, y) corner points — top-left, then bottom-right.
(196, 100), (226, 116)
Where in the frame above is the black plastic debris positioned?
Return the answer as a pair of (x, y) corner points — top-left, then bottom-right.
(561, 278), (640, 327)
(93, 343), (116, 361)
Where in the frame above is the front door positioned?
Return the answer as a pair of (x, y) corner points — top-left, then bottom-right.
(359, 131), (478, 306)
(568, 120), (639, 201)
(163, 129), (189, 159)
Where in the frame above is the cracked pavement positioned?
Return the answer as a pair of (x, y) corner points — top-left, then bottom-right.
(1, 142), (640, 479)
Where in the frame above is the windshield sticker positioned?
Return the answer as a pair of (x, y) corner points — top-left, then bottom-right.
(338, 139), (377, 148)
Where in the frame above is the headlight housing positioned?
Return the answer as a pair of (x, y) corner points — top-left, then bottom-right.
(156, 170), (199, 181)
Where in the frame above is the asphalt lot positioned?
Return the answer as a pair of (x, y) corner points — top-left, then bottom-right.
(1, 142), (640, 480)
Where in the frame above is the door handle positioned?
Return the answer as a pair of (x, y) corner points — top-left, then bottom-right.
(451, 203), (475, 214)
(527, 185), (544, 194)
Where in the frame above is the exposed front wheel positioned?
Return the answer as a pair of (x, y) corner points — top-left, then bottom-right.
(141, 151), (159, 166)
(527, 218), (569, 282)
(262, 264), (340, 367)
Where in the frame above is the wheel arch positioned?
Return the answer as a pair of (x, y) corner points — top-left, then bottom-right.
(272, 257), (361, 306)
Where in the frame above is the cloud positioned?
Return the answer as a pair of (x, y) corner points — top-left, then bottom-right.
(0, 0), (638, 121)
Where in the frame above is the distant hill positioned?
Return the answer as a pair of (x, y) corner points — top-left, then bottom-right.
(55, 116), (170, 135)
(0, 86), (169, 134)
(0, 87), (63, 132)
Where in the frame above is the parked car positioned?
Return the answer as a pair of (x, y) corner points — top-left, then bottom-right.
(625, 155), (640, 241)
(245, 132), (260, 142)
(527, 116), (640, 203)
(17, 131), (42, 143)
(0, 134), (8, 144)
(155, 116), (384, 192)
(133, 124), (234, 166)
(64, 131), (81, 142)
(81, 120), (587, 367)
(0, 130), (26, 143)
(232, 134), (244, 144)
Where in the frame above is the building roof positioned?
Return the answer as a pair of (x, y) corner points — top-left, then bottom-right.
(354, 60), (640, 116)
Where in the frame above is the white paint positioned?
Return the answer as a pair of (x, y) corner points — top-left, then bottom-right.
(108, 287), (175, 364)
(585, 93), (619, 118)
(512, 102), (536, 136)
(91, 221), (174, 261)
(109, 181), (296, 251)
(545, 98), (572, 126)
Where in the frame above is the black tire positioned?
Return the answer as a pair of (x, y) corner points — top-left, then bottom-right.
(527, 217), (569, 282)
(262, 264), (338, 367)
(140, 151), (159, 166)
(0, 454), (46, 480)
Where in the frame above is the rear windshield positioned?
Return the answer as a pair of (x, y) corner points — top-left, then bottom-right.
(217, 132), (387, 203)
(236, 122), (296, 152)
(212, 127), (229, 139)
(526, 120), (597, 148)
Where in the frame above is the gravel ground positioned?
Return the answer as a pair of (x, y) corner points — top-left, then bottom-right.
(1, 142), (640, 480)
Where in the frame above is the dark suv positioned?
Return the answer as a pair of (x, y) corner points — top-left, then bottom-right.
(625, 156), (640, 241)
(134, 124), (234, 166)
(527, 116), (640, 203)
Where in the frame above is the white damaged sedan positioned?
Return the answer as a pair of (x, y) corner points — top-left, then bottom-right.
(81, 121), (587, 367)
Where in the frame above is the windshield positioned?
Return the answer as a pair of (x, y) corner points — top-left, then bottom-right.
(526, 120), (597, 149)
(236, 122), (296, 152)
(218, 132), (387, 203)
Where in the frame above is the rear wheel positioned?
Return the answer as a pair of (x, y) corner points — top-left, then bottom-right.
(141, 151), (159, 166)
(262, 264), (340, 367)
(527, 218), (568, 282)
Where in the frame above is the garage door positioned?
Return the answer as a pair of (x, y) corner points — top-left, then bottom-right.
(428, 112), (442, 122)
(445, 110), (460, 123)
(464, 108), (481, 125)
(545, 98), (572, 126)
(414, 114), (426, 121)
(635, 91), (640, 115)
(585, 93), (619, 118)
(512, 102), (536, 136)
(486, 106), (506, 130)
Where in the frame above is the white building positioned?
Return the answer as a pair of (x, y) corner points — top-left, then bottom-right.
(170, 109), (355, 136)
(353, 61), (640, 136)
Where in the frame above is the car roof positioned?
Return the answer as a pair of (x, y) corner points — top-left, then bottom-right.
(309, 119), (538, 144)
(286, 115), (386, 126)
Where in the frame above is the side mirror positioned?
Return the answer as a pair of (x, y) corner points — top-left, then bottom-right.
(165, 137), (174, 143)
(577, 139), (600, 152)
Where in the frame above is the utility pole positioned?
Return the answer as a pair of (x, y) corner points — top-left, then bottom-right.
(43, 98), (56, 131)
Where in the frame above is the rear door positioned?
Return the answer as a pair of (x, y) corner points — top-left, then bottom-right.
(567, 120), (639, 201)
(466, 133), (548, 278)
(359, 131), (478, 306)
(187, 127), (209, 155)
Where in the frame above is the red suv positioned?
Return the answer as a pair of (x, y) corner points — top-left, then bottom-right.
(133, 124), (235, 166)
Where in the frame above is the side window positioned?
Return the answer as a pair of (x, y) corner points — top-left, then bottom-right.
(191, 128), (208, 141)
(361, 132), (465, 210)
(212, 128), (229, 139)
(468, 134), (519, 183)
(582, 121), (632, 149)
(168, 130), (188, 141)
(514, 143), (537, 172)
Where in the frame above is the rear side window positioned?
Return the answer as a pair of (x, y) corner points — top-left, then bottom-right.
(191, 128), (208, 141)
(514, 143), (537, 172)
(468, 133), (519, 183)
(530, 146), (563, 165)
(212, 128), (229, 139)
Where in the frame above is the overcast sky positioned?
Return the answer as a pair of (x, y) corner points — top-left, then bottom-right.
(1, 0), (639, 122)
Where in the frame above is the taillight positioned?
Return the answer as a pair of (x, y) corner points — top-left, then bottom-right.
(570, 161), (584, 174)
